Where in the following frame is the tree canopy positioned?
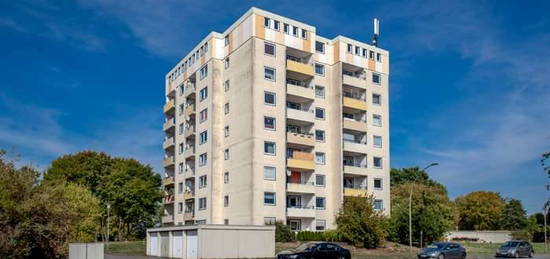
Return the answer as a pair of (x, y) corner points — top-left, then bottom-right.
(500, 198), (528, 231)
(454, 191), (505, 230)
(336, 195), (388, 248)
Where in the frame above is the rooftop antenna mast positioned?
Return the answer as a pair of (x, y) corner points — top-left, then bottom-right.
(372, 18), (380, 47)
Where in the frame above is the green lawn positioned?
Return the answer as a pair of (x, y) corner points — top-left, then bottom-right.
(104, 241), (146, 256)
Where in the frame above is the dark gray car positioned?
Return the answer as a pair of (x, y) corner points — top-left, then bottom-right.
(417, 242), (467, 259)
(495, 240), (534, 258)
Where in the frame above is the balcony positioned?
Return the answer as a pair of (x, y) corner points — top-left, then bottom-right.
(287, 108), (314, 123)
(343, 140), (367, 154)
(162, 214), (174, 223)
(286, 60), (314, 76)
(163, 176), (175, 186)
(343, 165), (368, 176)
(287, 83), (314, 100)
(184, 146), (195, 159)
(343, 119), (367, 133)
(163, 156), (175, 167)
(184, 211), (194, 220)
(185, 82), (196, 96)
(287, 181), (316, 194)
(164, 194), (175, 204)
(343, 74), (367, 89)
(287, 132), (315, 147)
(287, 151), (315, 171)
(164, 99), (175, 114)
(163, 137), (175, 150)
(344, 187), (368, 197)
(183, 191), (194, 200)
(343, 96), (367, 111)
(184, 126), (196, 138)
(286, 206), (316, 218)
(163, 119), (175, 131)
(185, 167), (195, 178)
(185, 105), (196, 117)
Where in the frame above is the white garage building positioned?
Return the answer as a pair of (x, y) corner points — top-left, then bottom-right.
(146, 225), (275, 258)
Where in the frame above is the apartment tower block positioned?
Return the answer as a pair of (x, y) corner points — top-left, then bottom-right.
(162, 7), (390, 231)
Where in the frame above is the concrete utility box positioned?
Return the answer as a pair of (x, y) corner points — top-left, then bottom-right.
(146, 224), (275, 258)
(69, 243), (104, 259)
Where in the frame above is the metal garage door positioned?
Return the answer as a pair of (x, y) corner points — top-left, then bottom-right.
(149, 232), (159, 256)
(160, 232), (170, 257)
(186, 230), (198, 258)
(172, 231), (184, 258)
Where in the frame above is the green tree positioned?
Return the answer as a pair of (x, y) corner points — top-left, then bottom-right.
(455, 191), (504, 230)
(390, 167), (441, 187)
(336, 195), (388, 248)
(43, 151), (163, 241)
(389, 182), (454, 245)
(500, 198), (528, 230)
(273, 221), (294, 242)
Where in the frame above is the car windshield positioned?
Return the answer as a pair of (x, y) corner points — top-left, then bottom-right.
(502, 241), (520, 247)
(295, 243), (317, 251)
(427, 243), (446, 249)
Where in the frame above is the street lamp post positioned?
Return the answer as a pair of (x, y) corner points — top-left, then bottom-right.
(409, 162), (439, 253)
(107, 204), (111, 249)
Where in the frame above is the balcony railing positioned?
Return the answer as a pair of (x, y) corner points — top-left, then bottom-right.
(287, 179), (315, 185)
(286, 78), (312, 88)
(164, 194), (175, 204)
(343, 162), (367, 168)
(342, 71), (366, 80)
(343, 91), (366, 101)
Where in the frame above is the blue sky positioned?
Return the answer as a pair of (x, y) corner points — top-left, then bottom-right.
(1, 0), (549, 213)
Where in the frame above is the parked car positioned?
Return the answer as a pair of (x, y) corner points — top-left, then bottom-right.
(417, 242), (467, 259)
(495, 240), (534, 258)
(276, 242), (351, 259)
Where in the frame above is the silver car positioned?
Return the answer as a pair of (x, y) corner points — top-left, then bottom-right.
(417, 242), (467, 259)
(495, 240), (534, 258)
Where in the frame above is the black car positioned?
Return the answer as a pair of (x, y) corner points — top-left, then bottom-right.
(495, 240), (534, 258)
(276, 242), (351, 259)
(417, 242), (467, 259)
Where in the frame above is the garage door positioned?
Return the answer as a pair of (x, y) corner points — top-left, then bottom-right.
(172, 231), (184, 258)
(186, 230), (198, 258)
(149, 232), (159, 256)
(160, 232), (170, 257)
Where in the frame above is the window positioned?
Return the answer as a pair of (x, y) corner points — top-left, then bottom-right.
(224, 219), (229, 225)
(315, 174), (325, 186)
(315, 63), (325, 76)
(374, 178), (383, 189)
(224, 35), (229, 46)
(199, 153), (207, 167)
(373, 157), (383, 168)
(372, 94), (381, 105)
(315, 108), (325, 120)
(224, 103), (229, 114)
(316, 197), (326, 209)
(292, 26), (298, 36)
(264, 166), (276, 180)
(199, 131), (208, 144)
(362, 48), (368, 57)
(264, 17), (270, 27)
(178, 84), (184, 96)
(301, 29), (307, 39)
(199, 175), (207, 188)
(355, 46), (360, 55)
(199, 65), (208, 80)
(369, 50), (374, 59)
(199, 197), (207, 210)
(199, 87), (208, 101)
(224, 195), (229, 207)
(178, 182), (183, 193)
(373, 114), (382, 126)
(264, 91), (276, 105)
(178, 104), (184, 115)
(315, 85), (325, 98)
(264, 67), (276, 81)
(316, 220), (326, 231)
(178, 123), (184, 135)
(264, 217), (276, 225)
(224, 149), (229, 160)
(224, 172), (229, 184)
(224, 80), (230, 92)
(178, 202), (183, 214)
(273, 20), (280, 31)
(315, 130), (325, 142)
(264, 116), (276, 130)
(199, 108), (208, 122)
(264, 141), (276, 155)
(264, 42), (275, 56)
(178, 143), (184, 154)
(376, 53), (382, 62)
(264, 192), (276, 205)
(196, 219), (206, 224)
(347, 44), (353, 53)
(374, 199), (383, 210)
(373, 135), (382, 148)
(315, 41), (325, 53)
(315, 152), (326, 165)
(372, 73), (381, 84)
(224, 126), (229, 137)
(283, 23), (289, 34)
(178, 163), (184, 174)
(224, 57), (230, 69)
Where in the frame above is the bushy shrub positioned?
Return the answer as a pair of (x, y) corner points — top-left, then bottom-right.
(296, 231), (325, 241)
(511, 230), (531, 241)
(336, 195), (388, 248)
(274, 221), (295, 242)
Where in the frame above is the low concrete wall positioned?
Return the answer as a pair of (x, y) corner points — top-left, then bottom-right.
(69, 243), (104, 259)
(445, 231), (512, 243)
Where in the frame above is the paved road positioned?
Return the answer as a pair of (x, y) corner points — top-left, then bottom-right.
(105, 254), (169, 259)
(106, 254), (550, 259)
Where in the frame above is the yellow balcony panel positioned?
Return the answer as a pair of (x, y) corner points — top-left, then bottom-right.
(287, 132), (315, 147)
(163, 99), (175, 114)
(163, 176), (174, 186)
(183, 192), (194, 200)
(163, 119), (175, 131)
(343, 97), (368, 111)
(287, 159), (315, 170)
(184, 212), (194, 220)
(163, 156), (175, 167)
(287, 182), (316, 194)
(343, 74), (367, 89)
(343, 119), (367, 133)
(287, 84), (314, 100)
(185, 105), (195, 117)
(344, 188), (368, 197)
(343, 165), (368, 176)
(287, 60), (314, 76)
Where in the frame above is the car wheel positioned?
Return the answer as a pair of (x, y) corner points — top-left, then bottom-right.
(461, 252), (466, 259)
(514, 251), (519, 258)
(529, 250), (534, 258)
(338, 256), (345, 259)
(438, 254), (445, 259)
